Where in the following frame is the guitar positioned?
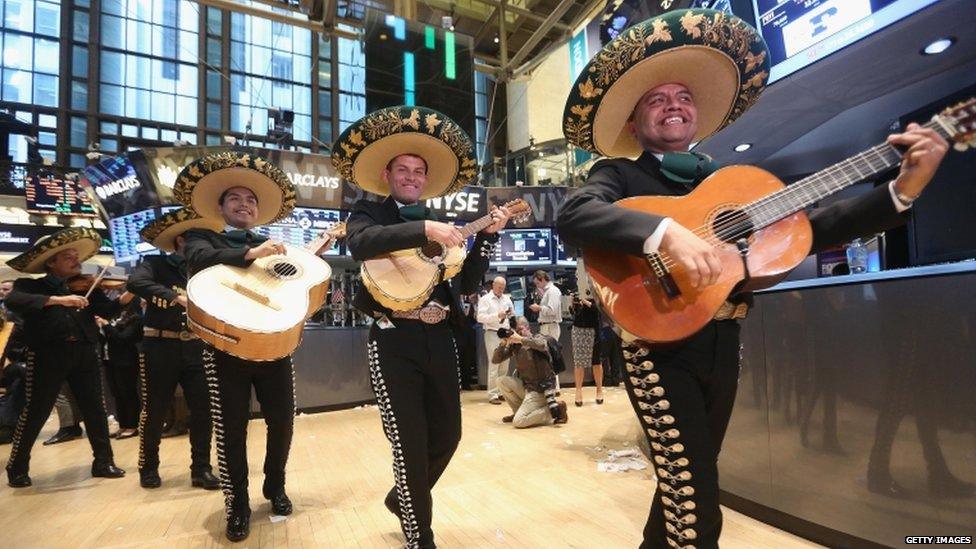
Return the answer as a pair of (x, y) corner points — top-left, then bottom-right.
(187, 222), (347, 361)
(362, 199), (532, 311)
(583, 98), (976, 344)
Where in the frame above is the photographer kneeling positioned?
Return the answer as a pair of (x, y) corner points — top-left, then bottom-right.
(493, 317), (569, 428)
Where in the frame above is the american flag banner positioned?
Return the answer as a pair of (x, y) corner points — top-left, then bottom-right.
(330, 284), (345, 305)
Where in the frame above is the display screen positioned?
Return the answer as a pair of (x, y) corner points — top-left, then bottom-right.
(553, 231), (576, 266)
(753, 0), (941, 82)
(25, 174), (97, 217)
(491, 228), (553, 266)
(252, 207), (344, 256)
(108, 208), (160, 264)
(81, 154), (156, 217)
(364, 12), (476, 140)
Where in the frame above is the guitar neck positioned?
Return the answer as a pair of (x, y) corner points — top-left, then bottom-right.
(746, 119), (950, 231)
(458, 212), (496, 239)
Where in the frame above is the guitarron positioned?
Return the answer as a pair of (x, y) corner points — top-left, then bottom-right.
(583, 98), (976, 344)
(362, 199), (531, 311)
(187, 222), (346, 360)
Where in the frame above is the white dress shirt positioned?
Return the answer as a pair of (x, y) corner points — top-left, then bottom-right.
(476, 291), (514, 331)
(536, 282), (563, 324)
(641, 153), (912, 255)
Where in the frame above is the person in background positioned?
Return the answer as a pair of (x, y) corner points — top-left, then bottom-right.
(493, 316), (568, 428)
(570, 289), (604, 407)
(99, 296), (143, 439)
(529, 270), (563, 393)
(476, 276), (514, 404)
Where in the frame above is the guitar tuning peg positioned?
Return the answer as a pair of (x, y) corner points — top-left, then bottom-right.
(954, 141), (971, 152)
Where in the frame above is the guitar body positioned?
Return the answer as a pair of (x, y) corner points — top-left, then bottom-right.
(187, 244), (332, 361)
(583, 165), (814, 344)
(361, 242), (466, 311)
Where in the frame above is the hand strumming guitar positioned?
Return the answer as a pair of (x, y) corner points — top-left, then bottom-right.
(245, 239), (286, 260)
(660, 222), (722, 290)
(173, 295), (188, 308)
(424, 221), (464, 248)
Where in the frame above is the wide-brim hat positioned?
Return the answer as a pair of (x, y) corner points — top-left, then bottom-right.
(563, 8), (770, 158)
(6, 227), (103, 274)
(140, 208), (225, 253)
(173, 151), (295, 226)
(331, 106), (478, 199)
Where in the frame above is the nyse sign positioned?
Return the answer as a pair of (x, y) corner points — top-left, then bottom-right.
(425, 188), (485, 222)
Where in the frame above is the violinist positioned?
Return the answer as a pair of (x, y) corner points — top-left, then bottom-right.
(3, 228), (126, 487)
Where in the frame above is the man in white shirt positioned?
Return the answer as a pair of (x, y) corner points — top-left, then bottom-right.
(476, 277), (514, 404)
(530, 270), (564, 392)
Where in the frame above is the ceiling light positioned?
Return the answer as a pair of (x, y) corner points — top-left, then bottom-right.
(493, 35), (499, 44)
(733, 143), (752, 152)
(921, 37), (955, 55)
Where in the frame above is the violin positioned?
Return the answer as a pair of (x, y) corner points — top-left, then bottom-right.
(66, 274), (127, 294)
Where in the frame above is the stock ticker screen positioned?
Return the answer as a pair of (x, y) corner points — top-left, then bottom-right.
(253, 207), (344, 256)
(25, 174), (97, 217)
(492, 228), (554, 267)
(108, 208), (159, 264)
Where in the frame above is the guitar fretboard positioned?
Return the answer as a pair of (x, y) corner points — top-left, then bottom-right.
(743, 119), (950, 231)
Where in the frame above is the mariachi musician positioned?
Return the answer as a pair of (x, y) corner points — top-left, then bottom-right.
(127, 208), (224, 490)
(333, 106), (511, 549)
(173, 152), (318, 542)
(4, 228), (125, 487)
(557, 8), (949, 548)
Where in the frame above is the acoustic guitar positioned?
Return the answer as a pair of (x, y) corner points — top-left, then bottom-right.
(187, 222), (346, 361)
(583, 98), (976, 344)
(362, 199), (531, 311)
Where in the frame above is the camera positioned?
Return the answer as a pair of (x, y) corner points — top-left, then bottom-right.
(496, 316), (518, 339)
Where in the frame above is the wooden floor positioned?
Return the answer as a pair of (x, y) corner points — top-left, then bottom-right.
(0, 387), (820, 548)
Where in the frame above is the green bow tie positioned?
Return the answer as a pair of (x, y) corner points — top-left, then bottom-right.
(224, 229), (268, 248)
(399, 204), (439, 222)
(660, 152), (720, 187)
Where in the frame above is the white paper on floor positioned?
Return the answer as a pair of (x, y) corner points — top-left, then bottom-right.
(269, 515), (288, 523)
(597, 448), (648, 473)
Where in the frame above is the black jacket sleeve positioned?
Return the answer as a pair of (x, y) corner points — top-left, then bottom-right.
(127, 258), (178, 303)
(345, 202), (428, 260)
(454, 232), (498, 296)
(88, 288), (121, 319)
(5, 280), (51, 314)
(183, 229), (252, 274)
(557, 160), (667, 257)
(104, 316), (143, 343)
(810, 183), (907, 253)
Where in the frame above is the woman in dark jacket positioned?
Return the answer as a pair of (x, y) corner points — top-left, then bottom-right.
(570, 288), (604, 407)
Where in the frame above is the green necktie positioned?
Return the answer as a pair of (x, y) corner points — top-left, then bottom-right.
(224, 229), (268, 248)
(398, 204), (439, 222)
(660, 152), (720, 187)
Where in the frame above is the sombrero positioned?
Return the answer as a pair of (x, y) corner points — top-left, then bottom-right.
(173, 151), (296, 226)
(563, 8), (770, 158)
(6, 227), (103, 274)
(140, 208), (225, 253)
(331, 106), (478, 199)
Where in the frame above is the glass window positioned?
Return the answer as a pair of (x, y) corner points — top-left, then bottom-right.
(71, 80), (87, 110)
(160, 129), (177, 143)
(34, 38), (58, 74)
(152, 91), (174, 123)
(100, 121), (118, 134)
(178, 29), (197, 63)
(38, 113), (55, 127)
(70, 117), (87, 148)
(72, 46), (88, 78)
(318, 119), (332, 145)
(4, 0), (35, 33)
(206, 133), (221, 146)
(2, 68), (32, 103)
(38, 131), (56, 147)
(100, 51), (124, 85)
(73, 10), (89, 42)
(100, 83), (123, 115)
(207, 37), (221, 67)
(319, 91), (332, 117)
(207, 69), (222, 100)
(100, 15), (124, 49)
(176, 95), (196, 125)
(71, 154), (87, 168)
(122, 124), (137, 137)
(100, 138), (118, 152)
(35, 1), (60, 36)
(206, 101), (221, 128)
(141, 126), (159, 140)
(179, 131), (196, 144)
(3, 34), (33, 70)
(206, 7), (222, 35)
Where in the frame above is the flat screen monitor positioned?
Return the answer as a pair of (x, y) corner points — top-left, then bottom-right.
(491, 228), (553, 267)
(252, 207), (344, 256)
(108, 208), (160, 264)
(753, 0), (941, 83)
(25, 174), (97, 217)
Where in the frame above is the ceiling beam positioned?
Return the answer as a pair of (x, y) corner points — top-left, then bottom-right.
(503, 0), (574, 73)
(478, 0), (570, 31)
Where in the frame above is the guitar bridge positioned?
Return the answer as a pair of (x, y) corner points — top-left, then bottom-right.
(646, 252), (680, 299)
(221, 280), (283, 311)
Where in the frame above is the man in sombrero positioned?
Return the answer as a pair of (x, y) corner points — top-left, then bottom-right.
(557, 8), (948, 548)
(173, 152), (302, 542)
(334, 106), (511, 549)
(127, 208), (224, 491)
(4, 228), (126, 487)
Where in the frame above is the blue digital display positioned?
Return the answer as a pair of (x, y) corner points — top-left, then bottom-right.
(491, 228), (553, 267)
(253, 207), (344, 256)
(108, 208), (159, 264)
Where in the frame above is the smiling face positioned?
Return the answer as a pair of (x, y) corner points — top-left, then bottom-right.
(219, 186), (259, 229)
(383, 154), (428, 204)
(627, 82), (699, 154)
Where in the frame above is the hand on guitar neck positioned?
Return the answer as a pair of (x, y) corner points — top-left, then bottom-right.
(887, 122), (950, 202)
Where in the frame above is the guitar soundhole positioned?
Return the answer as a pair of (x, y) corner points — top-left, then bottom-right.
(421, 242), (445, 260)
(711, 209), (754, 244)
(268, 261), (301, 280)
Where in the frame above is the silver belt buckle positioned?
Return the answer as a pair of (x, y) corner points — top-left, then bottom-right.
(418, 304), (446, 324)
(178, 330), (195, 341)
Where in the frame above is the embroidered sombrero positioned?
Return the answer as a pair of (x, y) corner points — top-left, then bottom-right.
(331, 106), (478, 199)
(173, 151), (296, 226)
(140, 208), (224, 253)
(563, 8), (770, 158)
(7, 227), (103, 274)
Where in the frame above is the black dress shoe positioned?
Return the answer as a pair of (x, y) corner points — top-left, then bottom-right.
(191, 470), (220, 490)
(42, 426), (83, 446)
(226, 512), (250, 542)
(269, 492), (293, 516)
(502, 414), (514, 423)
(384, 489), (402, 520)
(91, 463), (126, 478)
(867, 474), (910, 499)
(139, 469), (161, 488)
(7, 470), (31, 488)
